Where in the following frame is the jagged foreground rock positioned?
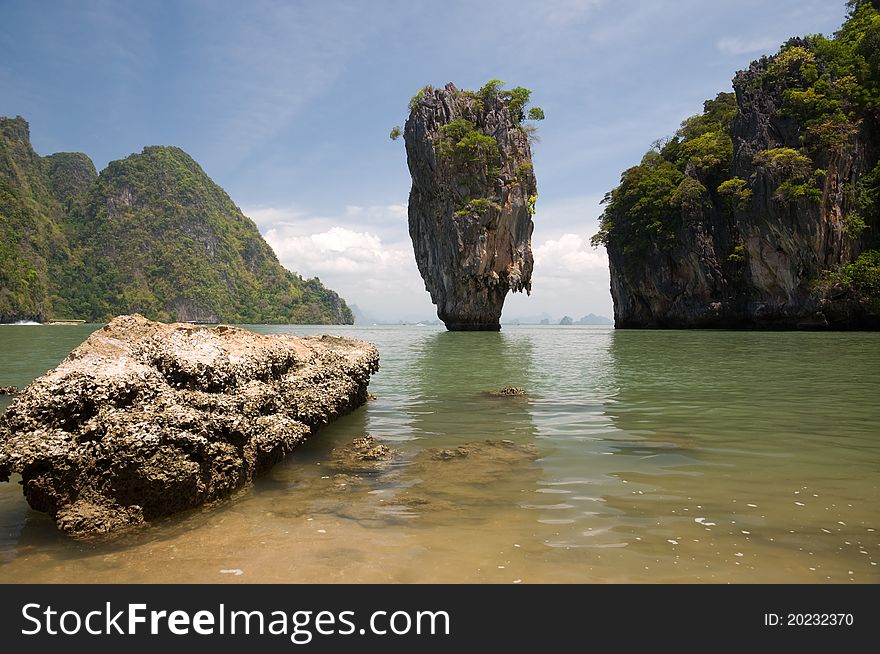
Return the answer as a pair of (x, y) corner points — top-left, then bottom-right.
(0, 315), (379, 538)
(404, 83), (538, 330)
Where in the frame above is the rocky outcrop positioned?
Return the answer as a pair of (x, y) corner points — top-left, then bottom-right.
(404, 83), (537, 330)
(0, 314), (379, 538)
(601, 20), (880, 329)
(42, 151), (97, 209)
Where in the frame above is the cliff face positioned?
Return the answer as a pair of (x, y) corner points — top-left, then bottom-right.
(598, 5), (880, 329)
(0, 118), (353, 324)
(404, 82), (538, 330)
(0, 117), (69, 322)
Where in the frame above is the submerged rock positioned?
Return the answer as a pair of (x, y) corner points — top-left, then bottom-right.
(0, 314), (379, 538)
(486, 386), (526, 397)
(404, 82), (538, 330)
(0, 386), (17, 396)
(329, 434), (400, 474)
(425, 439), (537, 462)
(294, 438), (539, 525)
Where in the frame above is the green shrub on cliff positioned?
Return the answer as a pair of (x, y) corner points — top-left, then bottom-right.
(480, 79), (506, 98)
(407, 80), (544, 130)
(718, 177), (753, 210)
(409, 87), (428, 111)
(592, 152), (685, 253)
(820, 249), (880, 310)
(436, 119), (501, 167)
(527, 107), (545, 121)
(754, 148), (824, 203)
(592, 93), (734, 253)
(455, 198), (500, 218)
(671, 177), (709, 212)
(728, 245), (747, 263)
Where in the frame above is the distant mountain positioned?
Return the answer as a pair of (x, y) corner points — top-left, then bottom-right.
(0, 116), (352, 324)
(350, 304), (378, 325)
(502, 311), (555, 325)
(576, 313), (613, 325)
(502, 311), (612, 325)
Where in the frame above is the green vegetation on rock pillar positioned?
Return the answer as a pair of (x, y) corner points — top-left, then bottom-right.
(399, 81), (542, 330)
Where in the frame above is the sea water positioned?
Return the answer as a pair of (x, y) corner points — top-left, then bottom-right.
(0, 324), (877, 583)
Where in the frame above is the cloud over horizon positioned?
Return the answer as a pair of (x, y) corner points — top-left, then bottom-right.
(251, 196), (615, 322)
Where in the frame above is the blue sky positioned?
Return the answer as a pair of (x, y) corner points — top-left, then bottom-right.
(1, 0), (849, 321)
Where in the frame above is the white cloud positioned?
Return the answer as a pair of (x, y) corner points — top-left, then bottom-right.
(250, 196), (615, 322)
(245, 203), (407, 239)
(265, 226), (409, 277)
(245, 205), (310, 228)
(717, 36), (780, 56)
(253, 204), (435, 321)
(534, 233), (607, 276)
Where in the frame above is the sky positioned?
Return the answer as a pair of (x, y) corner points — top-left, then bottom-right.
(0, 0), (850, 322)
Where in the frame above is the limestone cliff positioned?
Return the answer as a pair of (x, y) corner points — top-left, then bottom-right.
(404, 82), (540, 330)
(595, 3), (880, 329)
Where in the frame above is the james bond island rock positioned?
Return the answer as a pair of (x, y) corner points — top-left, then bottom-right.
(593, 2), (880, 329)
(0, 116), (352, 324)
(0, 314), (379, 538)
(403, 81), (542, 330)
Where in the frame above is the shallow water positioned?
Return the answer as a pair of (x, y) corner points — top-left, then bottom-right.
(0, 324), (877, 583)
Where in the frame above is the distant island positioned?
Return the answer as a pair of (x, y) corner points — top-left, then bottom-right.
(349, 306), (612, 326)
(593, 1), (880, 330)
(0, 117), (352, 324)
(503, 312), (612, 326)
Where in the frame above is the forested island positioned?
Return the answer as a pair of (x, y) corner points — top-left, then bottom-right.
(594, 0), (880, 329)
(0, 117), (352, 324)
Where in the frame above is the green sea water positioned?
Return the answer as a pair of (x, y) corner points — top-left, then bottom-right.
(0, 324), (877, 583)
